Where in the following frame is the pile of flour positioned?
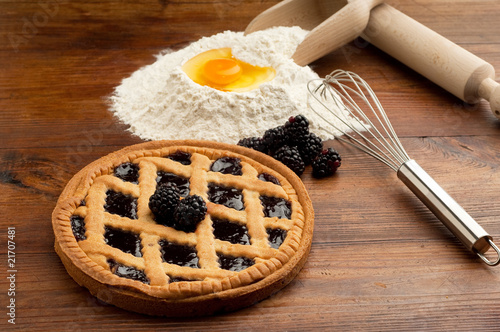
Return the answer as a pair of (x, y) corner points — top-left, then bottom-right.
(110, 26), (355, 143)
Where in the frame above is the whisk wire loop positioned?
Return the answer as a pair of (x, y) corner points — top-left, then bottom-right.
(326, 71), (410, 165)
(307, 70), (410, 170)
(309, 85), (397, 170)
(312, 82), (400, 170)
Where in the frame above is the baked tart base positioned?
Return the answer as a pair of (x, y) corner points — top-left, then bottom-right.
(52, 140), (314, 317)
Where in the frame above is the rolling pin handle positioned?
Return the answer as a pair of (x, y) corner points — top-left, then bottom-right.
(478, 77), (500, 119)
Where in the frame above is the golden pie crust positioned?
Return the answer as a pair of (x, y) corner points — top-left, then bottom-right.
(52, 140), (314, 317)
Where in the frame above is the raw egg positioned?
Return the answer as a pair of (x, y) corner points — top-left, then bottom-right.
(181, 48), (276, 92)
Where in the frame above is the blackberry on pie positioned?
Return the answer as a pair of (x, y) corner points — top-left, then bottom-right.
(148, 183), (180, 226)
(52, 140), (313, 317)
(173, 194), (207, 233)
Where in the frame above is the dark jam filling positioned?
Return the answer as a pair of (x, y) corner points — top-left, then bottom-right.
(108, 259), (149, 284)
(104, 190), (138, 220)
(267, 228), (288, 249)
(104, 226), (142, 257)
(210, 157), (242, 175)
(70, 215), (86, 241)
(258, 173), (281, 185)
(113, 162), (140, 184)
(260, 196), (291, 219)
(156, 171), (190, 197)
(159, 239), (199, 268)
(207, 184), (244, 211)
(217, 253), (254, 272)
(212, 218), (250, 245)
(166, 151), (192, 165)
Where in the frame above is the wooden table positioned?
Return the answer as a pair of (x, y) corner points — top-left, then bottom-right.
(2, 0), (500, 330)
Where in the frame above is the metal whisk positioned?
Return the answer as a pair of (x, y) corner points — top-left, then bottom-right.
(307, 69), (500, 266)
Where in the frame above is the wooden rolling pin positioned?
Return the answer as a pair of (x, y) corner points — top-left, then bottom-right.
(361, 3), (500, 119)
(246, 0), (500, 119)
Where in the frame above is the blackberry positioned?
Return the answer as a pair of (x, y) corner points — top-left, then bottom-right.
(297, 132), (323, 165)
(262, 125), (286, 153)
(174, 195), (207, 233)
(273, 145), (305, 176)
(237, 137), (267, 153)
(149, 183), (180, 226)
(284, 115), (309, 144)
(312, 148), (342, 178)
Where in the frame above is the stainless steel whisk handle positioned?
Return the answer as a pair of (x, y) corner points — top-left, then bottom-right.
(397, 160), (500, 266)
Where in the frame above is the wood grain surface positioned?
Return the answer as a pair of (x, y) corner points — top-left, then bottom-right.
(1, 0), (500, 330)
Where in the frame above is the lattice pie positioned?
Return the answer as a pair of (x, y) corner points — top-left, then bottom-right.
(52, 140), (314, 316)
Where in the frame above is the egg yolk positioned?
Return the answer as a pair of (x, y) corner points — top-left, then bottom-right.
(203, 58), (243, 85)
(181, 48), (276, 92)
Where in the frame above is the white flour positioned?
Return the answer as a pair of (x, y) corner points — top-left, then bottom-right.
(110, 26), (353, 143)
